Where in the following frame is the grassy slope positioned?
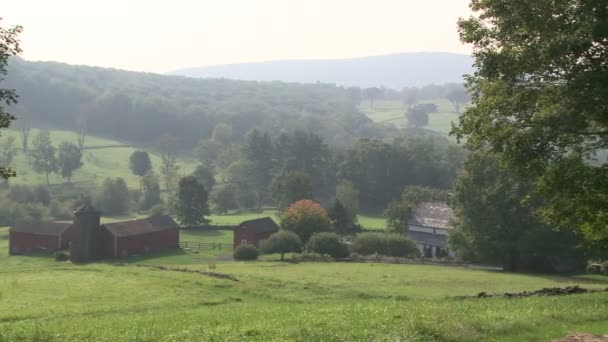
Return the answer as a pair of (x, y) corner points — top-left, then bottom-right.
(1, 230), (607, 341)
(2, 128), (197, 188)
(360, 99), (459, 135)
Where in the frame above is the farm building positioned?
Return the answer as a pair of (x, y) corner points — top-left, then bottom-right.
(406, 202), (455, 258)
(9, 222), (73, 255)
(233, 217), (279, 249)
(8, 204), (179, 260)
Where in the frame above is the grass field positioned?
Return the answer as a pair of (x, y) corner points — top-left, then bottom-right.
(360, 99), (459, 136)
(1, 226), (608, 341)
(1, 128), (197, 188)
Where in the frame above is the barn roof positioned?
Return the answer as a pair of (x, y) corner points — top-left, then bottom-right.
(10, 222), (72, 236)
(238, 217), (280, 234)
(409, 202), (454, 230)
(102, 215), (178, 237)
(406, 230), (448, 247)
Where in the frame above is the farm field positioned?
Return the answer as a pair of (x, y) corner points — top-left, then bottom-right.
(1, 227), (608, 341)
(360, 99), (459, 135)
(1, 128), (198, 188)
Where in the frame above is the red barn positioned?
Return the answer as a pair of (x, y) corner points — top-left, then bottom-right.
(233, 217), (279, 249)
(99, 216), (179, 258)
(9, 222), (73, 255)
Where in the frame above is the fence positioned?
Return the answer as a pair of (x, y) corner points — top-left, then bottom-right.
(180, 241), (227, 250)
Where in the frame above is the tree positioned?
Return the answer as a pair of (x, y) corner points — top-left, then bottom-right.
(406, 106), (429, 128)
(306, 232), (349, 258)
(140, 170), (162, 210)
(158, 135), (179, 191)
(211, 123), (233, 144)
(0, 19), (22, 179)
(385, 186), (450, 233)
(328, 199), (353, 235)
(0, 136), (16, 172)
(210, 184), (239, 214)
(57, 142), (83, 183)
(242, 129), (273, 201)
(129, 151), (152, 178)
(281, 199), (331, 241)
(449, 153), (587, 272)
(75, 110), (88, 151)
(173, 176), (210, 227)
(445, 84), (469, 114)
(335, 180), (359, 223)
(454, 0), (608, 244)
(364, 87), (382, 111)
(260, 230), (302, 261)
(272, 171), (313, 210)
(402, 87), (418, 108)
(384, 200), (411, 233)
(191, 164), (216, 191)
(30, 131), (57, 185)
(96, 178), (130, 216)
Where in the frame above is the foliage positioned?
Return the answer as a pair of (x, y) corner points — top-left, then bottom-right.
(54, 251), (70, 261)
(385, 186), (450, 233)
(0, 19), (22, 179)
(450, 153), (587, 272)
(129, 151), (152, 178)
(406, 106), (430, 128)
(95, 178), (130, 216)
(384, 201), (410, 233)
(350, 232), (418, 258)
(191, 164), (216, 191)
(173, 176), (210, 227)
(259, 230), (302, 260)
(334, 180), (359, 223)
(158, 135), (179, 191)
(280, 199), (331, 241)
(210, 184), (239, 214)
(140, 171), (162, 210)
(445, 84), (469, 113)
(233, 244), (259, 261)
(57, 142), (83, 183)
(272, 171), (313, 210)
(327, 199), (354, 235)
(30, 131), (57, 185)
(454, 0), (608, 244)
(0, 135), (16, 169)
(306, 232), (349, 258)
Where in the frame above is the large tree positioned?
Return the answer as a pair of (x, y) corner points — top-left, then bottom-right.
(173, 176), (210, 227)
(57, 142), (83, 183)
(281, 199), (331, 242)
(272, 171), (313, 210)
(0, 19), (22, 179)
(454, 0), (608, 244)
(158, 135), (180, 191)
(31, 131), (57, 185)
(450, 153), (587, 272)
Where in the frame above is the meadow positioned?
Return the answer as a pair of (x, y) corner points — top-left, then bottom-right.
(360, 99), (458, 135)
(1, 226), (607, 341)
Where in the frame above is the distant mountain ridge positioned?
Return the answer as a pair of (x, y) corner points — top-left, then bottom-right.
(169, 52), (474, 89)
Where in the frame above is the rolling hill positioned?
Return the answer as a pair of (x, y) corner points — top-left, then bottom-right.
(169, 52), (474, 89)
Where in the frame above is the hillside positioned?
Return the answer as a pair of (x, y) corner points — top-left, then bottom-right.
(5, 58), (388, 149)
(169, 52), (474, 89)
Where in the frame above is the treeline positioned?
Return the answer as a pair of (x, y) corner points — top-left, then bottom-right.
(5, 58), (391, 149)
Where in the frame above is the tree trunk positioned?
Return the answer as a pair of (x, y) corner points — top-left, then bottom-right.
(45, 172), (50, 185)
(280, 252), (285, 261)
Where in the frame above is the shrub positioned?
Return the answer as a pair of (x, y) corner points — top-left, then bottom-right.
(350, 233), (419, 259)
(307, 232), (349, 258)
(260, 230), (302, 260)
(149, 203), (167, 217)
(233, 244), (259, 261)
(55, 251), (70, 261)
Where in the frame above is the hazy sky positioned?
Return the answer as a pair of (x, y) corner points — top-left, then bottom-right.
(4, 0), (473, 73)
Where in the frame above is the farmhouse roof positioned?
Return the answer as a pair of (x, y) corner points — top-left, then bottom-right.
(103, 215), (178, 237)
(406, 230), (448, 247)
(409, 201), (454, 230)
(238, 217), (280, 234)
(10, 222), (72, 236)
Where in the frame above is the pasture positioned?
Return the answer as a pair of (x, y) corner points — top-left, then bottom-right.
(1, 227), (608, 341)
(1, 128), (197, 187)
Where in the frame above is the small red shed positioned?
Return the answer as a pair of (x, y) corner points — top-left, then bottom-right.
(99, 215), (179, 258)
(9, 222), (73, 254)
(233, 217), (280, 249)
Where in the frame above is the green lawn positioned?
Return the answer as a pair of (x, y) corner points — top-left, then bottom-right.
(360, 99), (460, 135)
(208, 210), (387, 229)
(2, 128), (197, 188)
(1, 226), (608, 341)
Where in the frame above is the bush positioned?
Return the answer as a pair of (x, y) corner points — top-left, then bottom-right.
(260, 230), (302, 260)
(49, 200), (73, 220)
(292, 252), (332, 262)
(350, 233), (419, 259)
(55, 251), (70, 261)
(233, 244), (259, 261)
(149, 203), (167, 217)
(307, 232), (349, 258)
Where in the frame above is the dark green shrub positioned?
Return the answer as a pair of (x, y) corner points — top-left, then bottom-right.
(260, 230), (302, 260)
(55, 251), (70, 261)
(307, 232), (349, 258)
(233, 244), (259, 261)
(351, 232), (419, 258)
